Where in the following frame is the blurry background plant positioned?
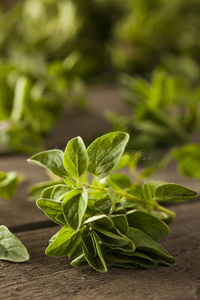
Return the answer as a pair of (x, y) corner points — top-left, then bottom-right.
(1, 0), (199, 79)
(109, 0), (200, 75)
(106, 68), (200, 151)
(0, 0), (200, 154)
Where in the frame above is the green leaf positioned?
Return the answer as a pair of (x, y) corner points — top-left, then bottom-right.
(105, 227), (135, 252)
(143, 183), (153, 201)
(67, 232), (82, 259)
(84, 215), (114, 230)
(71, 253), (87, 267)
(153, 183), (198, 202)
(93, 198), (113, 215)
(108, 174), (132, 189)
(173, 144), (200, 178)
(45, 226), (76, 256)
(104, 251), (135, 264)
(117, 250), (157, 268)
(28, 180), (61, 201)
(110, 215), (128, 235)
(104, 250), (156, 268)
(51, 184), (71, 201)
(36, 198), (62, 225)
(87, 132), (129, 179)
(127, 228), (175, 265)
(41, 186), (56, 199)
(106, 261), (137, 269)
(0, 172), (7, 181)
(82, 232), (107, 272)
(93, 226), (129, 247)
(108, 187), (116, 213)
(126, 210), (170, 241)
(114, 154), (130, 171)
(10, 76), (30, 122)
(0, 226), (29, 262)
(62, 188), (88, 231)
(63, 177), (77, 186)
(82, 231), (96, 257)
(27, 150), (68, 177)
(126, 184), (144, 200)
(55, 213), (67, 225)
(0, 171), (18, 199)
(140, 167), (155, 179)
(63, 136), (88, 179)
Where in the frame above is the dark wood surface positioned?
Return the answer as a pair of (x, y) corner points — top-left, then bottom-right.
(0, 87), (200, 300)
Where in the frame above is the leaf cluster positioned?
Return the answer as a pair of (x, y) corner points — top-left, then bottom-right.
(28, 132), (198, 272)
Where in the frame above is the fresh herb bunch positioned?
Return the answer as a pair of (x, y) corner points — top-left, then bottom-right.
(28, 132), (198, 272)
(107, 69), (200, 151)
(0, 170), (29, 262)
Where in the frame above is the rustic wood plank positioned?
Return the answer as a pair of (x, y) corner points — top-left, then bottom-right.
(0, 199), (199, 300)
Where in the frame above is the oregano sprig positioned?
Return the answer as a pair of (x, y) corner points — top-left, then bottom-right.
(28, 132), (198, 272)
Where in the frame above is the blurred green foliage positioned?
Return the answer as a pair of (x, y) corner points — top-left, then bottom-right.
(0, 66), (62, 153)
(173, 144), (200, 178)
(1, 0), (200, 80)
(0, 0), (200, 153)
(0, 170), (18, 199)
(107, 69), (200, 150)
(109, 0), (200, 74)
(0, 0), (123, 81)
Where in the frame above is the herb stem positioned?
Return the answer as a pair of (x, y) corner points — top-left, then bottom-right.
(154, 203), (176, 218)
(83, 184), (150, 204)
(83, 183), (176, 218)
(116, 189), (144, 202)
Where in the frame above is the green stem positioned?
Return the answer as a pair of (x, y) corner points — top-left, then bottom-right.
(83, 183), (176, 218)
(155, 203), (176, 218)
(83, 183), (144, 203)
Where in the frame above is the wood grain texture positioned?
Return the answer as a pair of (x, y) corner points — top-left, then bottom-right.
(0, 199), (200, 300)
